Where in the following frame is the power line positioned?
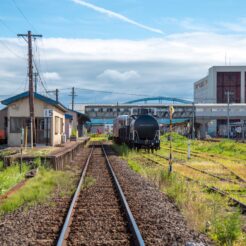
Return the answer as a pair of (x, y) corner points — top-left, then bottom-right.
(0, 38), (25, 59)
(75, 87), (149, 97)
(0, 18), (16, 35)
(11, 0), (38, 33)
(32, 59), (49, 95)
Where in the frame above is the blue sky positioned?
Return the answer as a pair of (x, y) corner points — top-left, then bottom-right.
(1, 0), (246, 38)
(1, 0), (246, 107)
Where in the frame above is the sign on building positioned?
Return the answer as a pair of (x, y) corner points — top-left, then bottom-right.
(44, 109), (53, 117)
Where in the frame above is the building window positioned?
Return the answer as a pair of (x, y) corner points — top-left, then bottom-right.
(10, 117), (28, 133)
(60, 118), (63, 134)
(55, 116), (59, 135)
(217, 72), (241, 103)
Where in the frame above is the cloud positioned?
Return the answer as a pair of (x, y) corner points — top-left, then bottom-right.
(98, 69), (140, 81)
(2, 31), (246, 105)
(43, 72), (61, 80)
(219, 18), (246, 33)
(71, 0), (163, 34)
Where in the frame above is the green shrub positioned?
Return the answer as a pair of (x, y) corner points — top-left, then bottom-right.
(0, 164), (29, 195)
(71, 128), (78, 137)
(210, 211), (242, 245)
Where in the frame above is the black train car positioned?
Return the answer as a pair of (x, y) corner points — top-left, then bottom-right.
(113, 114), (160, 151)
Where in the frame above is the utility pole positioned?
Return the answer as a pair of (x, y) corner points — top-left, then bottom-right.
(55, 89), (59, 102)
(70, 87), (77, 111)
(34, 72), (38, 93)
(225, 91), (234, 139)
(17, 31), (42, 148)
(47, 89), (59, 102)
(192, 102), (195, 139)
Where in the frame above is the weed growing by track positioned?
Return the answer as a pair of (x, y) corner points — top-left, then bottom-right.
(0, 164), (29, 195)
(82, 176), (96, 189)
(0, 161), (3, 171)
(112, 143), (246, 245)
(89, 133), (109, 142)
(0, 167), (76, 215)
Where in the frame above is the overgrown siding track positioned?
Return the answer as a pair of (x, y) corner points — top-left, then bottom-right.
(58, 144), (144, 246)
(142, 154), (246, 214)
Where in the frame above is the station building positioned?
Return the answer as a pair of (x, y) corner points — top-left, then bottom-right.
(1, 91), (67, 146)
(194, 66), (246, 137)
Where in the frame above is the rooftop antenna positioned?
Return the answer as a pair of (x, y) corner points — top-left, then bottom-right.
(225, 52), (227, 65)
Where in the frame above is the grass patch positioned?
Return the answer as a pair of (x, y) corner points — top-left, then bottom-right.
(89, 133), (109, 142)
(0, 161), (3, 171)
(161, 133), (246, 161)
(0, 163), (29, 195)
(82, 176), (96, 189)
(113, 143), (246, 245)
(0, 167), (76, 215)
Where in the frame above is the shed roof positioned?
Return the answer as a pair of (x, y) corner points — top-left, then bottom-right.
(1, 91), (67, 112)
(65, 108), (91, 122)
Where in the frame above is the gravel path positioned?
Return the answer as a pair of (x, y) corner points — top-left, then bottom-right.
(105, 145), (212, 246)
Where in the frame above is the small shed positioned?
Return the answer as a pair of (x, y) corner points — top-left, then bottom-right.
(1, 91), (67, 147)
(65, 109), (90, 139)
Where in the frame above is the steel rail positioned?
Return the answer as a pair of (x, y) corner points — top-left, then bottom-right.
(102, 145), (145, 246)
(142, 155), (246, 214)
(153, 153), (244, 186)
(57, 146), (94, 246)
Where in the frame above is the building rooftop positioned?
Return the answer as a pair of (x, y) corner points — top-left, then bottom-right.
(1, 91), (68, 112)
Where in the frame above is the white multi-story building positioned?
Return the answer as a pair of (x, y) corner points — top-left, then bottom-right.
(194, 66), (246, 104)
(194, 66), (246, 137)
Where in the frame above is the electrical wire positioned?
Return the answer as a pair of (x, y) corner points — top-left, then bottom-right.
(0, 38), (25, 59)
(0, 18), (16, 35)
(10, 0), (38, 33)
(75, 87), (149, 97)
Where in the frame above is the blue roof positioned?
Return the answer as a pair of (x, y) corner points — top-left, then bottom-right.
(65, 114), (73, 120)
(88, 118), (189, 125)
(89, 119), (114, 125)
(1, 91), (67, 112)
(158, 118), (189, 124)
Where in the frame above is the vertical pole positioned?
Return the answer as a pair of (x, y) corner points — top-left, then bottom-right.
(226, 91), (230, 139)
(34, 72), (38, 93)
(56, 89), (59, 102)
(27, 31), (36, 148)
(169, 115), (173, 174)
(72, 87), (75, 111)
(192, 102), (195, 139)
(17, 31), (42, 148)
(117, 102), (119, 117)
(188, 140), (191, 159)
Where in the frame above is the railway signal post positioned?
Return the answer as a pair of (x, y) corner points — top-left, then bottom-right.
(168, 105), (175, 174)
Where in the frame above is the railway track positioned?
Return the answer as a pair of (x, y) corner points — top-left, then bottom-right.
(57, 144), (144, 246)
(153, 153), (245, 186)
(161, 146), (246, 183)
(141, 155), (246, 214)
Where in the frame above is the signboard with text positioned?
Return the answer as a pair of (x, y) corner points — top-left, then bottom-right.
(44, 109), (53, 118)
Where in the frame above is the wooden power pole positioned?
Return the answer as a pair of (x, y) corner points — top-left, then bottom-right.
(70, 87), (77, 111)
(17, 31), (42, 148)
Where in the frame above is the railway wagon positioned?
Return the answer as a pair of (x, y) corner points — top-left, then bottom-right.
(113, 114), (160, 151)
